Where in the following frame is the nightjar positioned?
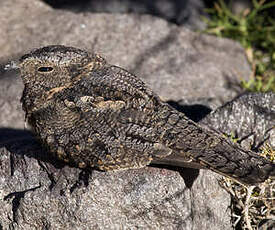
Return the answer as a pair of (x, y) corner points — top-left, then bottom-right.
(11, 45), (275, 185)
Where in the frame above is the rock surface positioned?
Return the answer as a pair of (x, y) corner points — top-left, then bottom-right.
(0, 0), (269, 229)
(42, 0), (207, 29)
(201, 92), (275, 150)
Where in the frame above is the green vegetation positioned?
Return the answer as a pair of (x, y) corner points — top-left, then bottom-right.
(203, 0), (275, 92)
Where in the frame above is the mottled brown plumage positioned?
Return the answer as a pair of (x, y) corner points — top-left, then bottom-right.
(16, 45), (274, 185)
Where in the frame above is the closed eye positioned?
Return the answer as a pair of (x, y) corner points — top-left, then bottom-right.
(37, 66), (54, 72)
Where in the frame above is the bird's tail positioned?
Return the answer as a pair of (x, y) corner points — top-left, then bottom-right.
(153, 117), (275, 185)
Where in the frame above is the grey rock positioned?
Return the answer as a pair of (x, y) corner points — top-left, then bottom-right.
(201, 92), (275, 150)
(0, 69), (25, 129)
(43, 0), (207, 29)
(0, 0), (262, 229)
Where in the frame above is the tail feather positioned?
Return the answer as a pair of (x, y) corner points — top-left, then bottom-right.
(156, 114), (275, 185)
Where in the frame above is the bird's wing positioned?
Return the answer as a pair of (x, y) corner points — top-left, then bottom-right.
(60, 65), (173, 170)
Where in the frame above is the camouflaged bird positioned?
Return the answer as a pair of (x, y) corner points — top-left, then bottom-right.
(14, 45), (275, 185)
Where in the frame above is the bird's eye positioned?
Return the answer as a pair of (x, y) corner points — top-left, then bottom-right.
(37, 66), (54, 72)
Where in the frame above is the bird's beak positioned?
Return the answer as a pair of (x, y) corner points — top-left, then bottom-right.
(4, 60), (20, 71)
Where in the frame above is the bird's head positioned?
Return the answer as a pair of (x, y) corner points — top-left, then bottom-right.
(18, 45), (105, 92)
(5, 45), (106, 113)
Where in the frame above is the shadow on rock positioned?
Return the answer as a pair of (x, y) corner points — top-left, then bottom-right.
(0, 127), (66, 169)
(42, 0), (205, 27)
(0, 127), (93, 194)
(151, 164), (200, 188)
(167, 100), (212, 122)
